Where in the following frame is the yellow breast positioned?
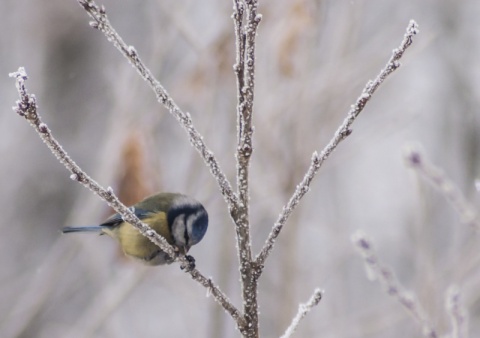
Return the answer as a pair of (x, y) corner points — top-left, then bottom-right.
(103, 211), (174, 265)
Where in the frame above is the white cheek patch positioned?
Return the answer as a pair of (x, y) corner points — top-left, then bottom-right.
(186, 215), (194, 247)
(169, 196), (208, 249)
(171, 214), (187, 247)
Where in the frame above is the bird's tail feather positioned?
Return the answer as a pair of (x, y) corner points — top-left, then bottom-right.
(62, 226), (103, 234)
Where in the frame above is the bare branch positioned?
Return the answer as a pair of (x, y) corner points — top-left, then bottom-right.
(76, 0), (238, 210)
(446, 286), (468, 338)
(235, 0), (262, 208)
(280, 288), (323, 338)
(9, 68), (245, 328)
(352, 231), (438, 338)
(232, 0), (246, 149)
(405, 147), (480, 231)
(231, 0), (262, 336)
(256, 20), (420, 267)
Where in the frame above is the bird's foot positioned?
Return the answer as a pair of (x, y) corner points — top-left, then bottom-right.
(180, 255), (196, 272)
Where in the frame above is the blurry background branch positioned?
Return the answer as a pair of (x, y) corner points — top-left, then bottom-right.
(446, 286), (468, 338)
(405, 147), (480, 230)
(353, 228), (474, 338)
(352, 231), (440, 338)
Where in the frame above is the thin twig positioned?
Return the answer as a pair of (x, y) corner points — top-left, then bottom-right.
(255, 20), (419, 268)
(405, 148), (480, 231)
(9, 68), (245, 328)
(280, 288), (323, 338)
(235, 0), (261, 208)
(232, 0), (246, 150)
(446, 286), (468, 338)
(76, 0), (238, 210)
(231, 0), (262, 336)
(352, 231), (438, 338)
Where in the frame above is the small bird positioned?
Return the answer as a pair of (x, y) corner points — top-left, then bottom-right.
(62, 192), (208, 268)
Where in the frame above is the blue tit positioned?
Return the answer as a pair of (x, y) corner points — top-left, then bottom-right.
(62, 192), (208, 267)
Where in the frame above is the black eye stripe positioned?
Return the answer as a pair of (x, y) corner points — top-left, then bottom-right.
(167, 205), (205, 226)
(184, 221), (189, 246)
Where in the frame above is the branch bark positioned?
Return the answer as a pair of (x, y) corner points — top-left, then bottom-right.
(232, 0), (262, 336)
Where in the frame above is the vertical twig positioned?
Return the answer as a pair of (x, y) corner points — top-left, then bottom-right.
(232, 0), (262, 336)
(233, 0), (246, 149)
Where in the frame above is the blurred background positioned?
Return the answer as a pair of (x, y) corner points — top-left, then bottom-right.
(1, 0), (480, 337)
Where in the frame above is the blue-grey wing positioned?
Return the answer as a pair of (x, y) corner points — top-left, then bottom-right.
(100, 207), (153, 227)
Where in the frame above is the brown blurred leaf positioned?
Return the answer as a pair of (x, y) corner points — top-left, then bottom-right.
(116, 130), (157, 206)
(278, 0), (313, 77)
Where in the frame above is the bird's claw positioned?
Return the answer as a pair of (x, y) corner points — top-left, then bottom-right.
(180, 255), (196, 272)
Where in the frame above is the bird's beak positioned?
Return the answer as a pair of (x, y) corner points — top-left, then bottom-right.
(178, 245), (190, 255)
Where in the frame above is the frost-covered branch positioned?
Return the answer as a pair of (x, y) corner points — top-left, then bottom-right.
(405, 148), (480, 231)
(76, 0), (238, 210)
(446, 286), (468, 338)
(9, 68), (244, 329)
(9, 68), (179, 263)
(231, 0), (262, 337)
(280, 288), (323, 338)
(352, 231), (438, 338)
(234, 0), (261, 208)
(256, 20), (419, 267)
